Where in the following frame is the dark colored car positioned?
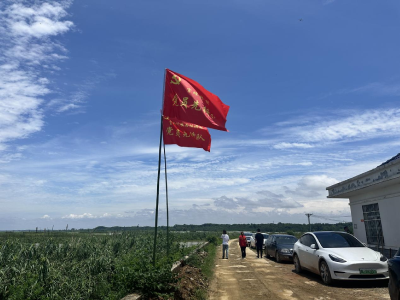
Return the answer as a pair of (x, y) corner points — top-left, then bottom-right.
(265, 234), (297, 263)
(243, 232), (252, 247)
(389, 248), (400, 300)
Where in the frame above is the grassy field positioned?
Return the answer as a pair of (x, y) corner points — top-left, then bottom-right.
(0, 230), (217, 300)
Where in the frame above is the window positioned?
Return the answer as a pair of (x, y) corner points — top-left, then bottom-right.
(362, 203), (385, 246)
(275, 236), (297, 244)
(309, 235), (317, 247)
(314, 232), (364, 248)
(300, 234), (314, 247)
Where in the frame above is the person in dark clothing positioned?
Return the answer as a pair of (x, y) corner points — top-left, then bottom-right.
(255, 229), (264, 258)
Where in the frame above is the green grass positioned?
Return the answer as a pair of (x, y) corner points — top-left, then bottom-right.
(199, 243), (217, 280)
(184, 239), (218, 300)
(194, 288), (208, 300)
(0, 231), (207, 299)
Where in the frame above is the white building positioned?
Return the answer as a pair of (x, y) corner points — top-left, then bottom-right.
(326, 153), (400, 252)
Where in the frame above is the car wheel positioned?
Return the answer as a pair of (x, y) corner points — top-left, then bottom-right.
(276, 251), (281, 263)
(293, 254), (302, 273)
(319, 260), (333, 285)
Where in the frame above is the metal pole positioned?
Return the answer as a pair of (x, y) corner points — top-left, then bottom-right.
(305, 214), (312, 232)
(152, 115), (163, 266)
(152, 69), (167, 266)
(163, 142), (170, 258)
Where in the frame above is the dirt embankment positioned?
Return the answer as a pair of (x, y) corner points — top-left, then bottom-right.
(208, 239), (389, 300)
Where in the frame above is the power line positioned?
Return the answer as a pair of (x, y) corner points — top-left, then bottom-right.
(312, 214), (351, 223)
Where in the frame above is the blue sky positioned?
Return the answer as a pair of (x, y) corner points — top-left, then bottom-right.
(0, 0), (399, 230)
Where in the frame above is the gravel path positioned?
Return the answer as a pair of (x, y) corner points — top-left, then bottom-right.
(208, 239), (389, 300)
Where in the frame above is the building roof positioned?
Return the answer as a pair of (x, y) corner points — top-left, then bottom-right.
(326, 152), (400, 198)
(378, 152), (400, 167)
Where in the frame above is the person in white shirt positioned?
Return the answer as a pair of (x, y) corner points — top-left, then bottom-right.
(221, 230), (230, 259)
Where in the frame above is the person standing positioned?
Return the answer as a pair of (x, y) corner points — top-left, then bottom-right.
(239, 231), (247, 258)
(255, 229), (264, 258)
(221, 230), (230, 259)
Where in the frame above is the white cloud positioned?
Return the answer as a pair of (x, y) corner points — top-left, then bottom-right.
(298, 109), (400, 143)
(214, 191), (303, 210)
(6, 2), (73, 38)
(316, 81), (400, 101)
(273, 142), (314, 149)
(57, 103), (81, 112)
(61, 212), (121, 219)
(0, 152), (23, 163)
(0, 1), (73, 150)
(270, 108), (400, 145)
(298, 175), (338, 189)
(48, 74), (115, 114)
(350, 82), (400, 97)
(62, 213), (96, 219)
(41, 214), (51, 219)
(284, 175), (338, 198)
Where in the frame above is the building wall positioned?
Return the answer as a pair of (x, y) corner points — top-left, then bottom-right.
(349, 202), (367, 244)
(379, 196), (400, 249)
(349, 184), (400, 249)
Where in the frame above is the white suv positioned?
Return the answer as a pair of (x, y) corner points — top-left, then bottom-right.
(293, 231), (388, 285)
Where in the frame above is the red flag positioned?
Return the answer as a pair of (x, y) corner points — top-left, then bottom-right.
(163, 69), (230, 131)
(163, 116), (211, 152)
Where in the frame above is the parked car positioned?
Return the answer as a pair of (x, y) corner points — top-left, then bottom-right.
(243, 232), (252, 247)
(293, 231), (389, 285)
(250, 233), (269, 249)
(389, 248), (400, 300)
(265, 234), (297, 263)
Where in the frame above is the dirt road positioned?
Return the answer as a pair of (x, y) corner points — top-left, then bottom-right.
(208, 239), (389, 300)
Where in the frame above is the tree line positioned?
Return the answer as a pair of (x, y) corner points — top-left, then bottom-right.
(93, 222), (353, 233)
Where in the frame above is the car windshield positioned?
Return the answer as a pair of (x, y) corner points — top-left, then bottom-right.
(314, 232), (364, 248)
(263, 234), (268, 238)
(244, 233), (252, 237)
(275, 236), (297, 244)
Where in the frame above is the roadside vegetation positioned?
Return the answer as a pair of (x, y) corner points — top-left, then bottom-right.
(0, 223), (350, 299)
(0, 231), (218, 299)
(174, 237), (218, 300)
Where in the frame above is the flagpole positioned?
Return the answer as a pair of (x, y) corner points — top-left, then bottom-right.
(153, 69), (167, 266)
(163, 141), (170, 258)
(152, 115), (163, 266)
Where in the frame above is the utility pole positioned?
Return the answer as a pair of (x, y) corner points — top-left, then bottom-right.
(305, 213), (313, 232)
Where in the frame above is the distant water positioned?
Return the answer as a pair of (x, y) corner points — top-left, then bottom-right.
(179, 241), (202, 247)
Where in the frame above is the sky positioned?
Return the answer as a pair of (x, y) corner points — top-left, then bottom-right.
(0, 0), (399, 230)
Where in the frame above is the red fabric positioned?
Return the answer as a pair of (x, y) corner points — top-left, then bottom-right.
(239, 235), (247, 247)
(162, 116), (211, 152)
(163, 69), (230, 132)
